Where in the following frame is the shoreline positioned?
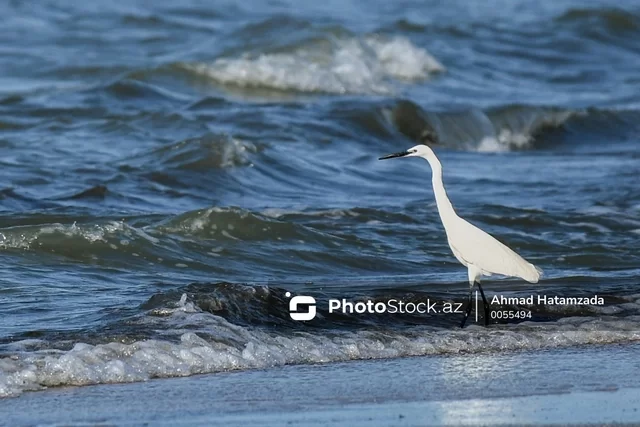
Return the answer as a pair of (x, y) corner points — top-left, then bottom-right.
(2, 342), (639, 426)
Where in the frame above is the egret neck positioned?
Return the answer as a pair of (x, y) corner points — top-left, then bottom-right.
(422, 150), (458, 229)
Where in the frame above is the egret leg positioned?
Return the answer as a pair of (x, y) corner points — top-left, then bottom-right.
(476, 282), (491, 326)
(459, 286), (474, 328)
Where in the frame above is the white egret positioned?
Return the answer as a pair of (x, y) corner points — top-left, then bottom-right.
(379, 144), (542, 327)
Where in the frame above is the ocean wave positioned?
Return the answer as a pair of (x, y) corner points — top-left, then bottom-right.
(395, 101), (574, 151)
(0, 188), (57, 212)
(260, 207), (419, 225)
(54, 185), (109, 201)
(556, 7), (640, 33)
(156, 206), (338, 244)
(0, 207), (345, 266)
(144, 282), (640, 328)
(103, 78), (191, 103)
(380, 101), (640, 152)
(178, 35), (444, 95)
(478, 105), (574, 152)
(0, 220), (129, 252)
(122, 133), (260, 171)
(1, 198), (635, 275)
(1, 291), (639, 398)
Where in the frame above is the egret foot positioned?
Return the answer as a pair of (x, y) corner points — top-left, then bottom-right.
(459, 281), (491, 328)
(476, 282), (491, 326)
(459, 287), (474, 328)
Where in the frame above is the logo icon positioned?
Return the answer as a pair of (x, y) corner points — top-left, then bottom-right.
(286, 292), (317, 321)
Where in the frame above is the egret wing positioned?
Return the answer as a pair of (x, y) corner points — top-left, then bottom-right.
(446, 218), (541, 283)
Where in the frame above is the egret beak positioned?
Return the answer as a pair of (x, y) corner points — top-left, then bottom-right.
(378, 150), (411, 160)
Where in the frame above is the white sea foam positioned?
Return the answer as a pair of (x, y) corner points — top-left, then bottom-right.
(1, 296), (639, 398)
(261, 208), (361, 220)
(477, 130), (533, 152)
(221, 137), (256, 168)
(474, 109), (574, 152)
(0, 221), (126, 250)
(182, 36), (444, 95)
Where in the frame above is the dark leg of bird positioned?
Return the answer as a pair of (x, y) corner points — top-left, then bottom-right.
(476, 282), (491, 326)
(459, 286), (474, 328)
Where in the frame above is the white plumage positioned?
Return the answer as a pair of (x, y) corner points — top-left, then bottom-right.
(379, 143), (542, 327)
(447, 218), (541, 283)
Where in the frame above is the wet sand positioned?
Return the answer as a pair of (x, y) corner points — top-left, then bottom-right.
(2, 342), (639, 426)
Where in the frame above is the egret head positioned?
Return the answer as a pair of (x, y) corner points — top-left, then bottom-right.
(378, 143), (435, 161)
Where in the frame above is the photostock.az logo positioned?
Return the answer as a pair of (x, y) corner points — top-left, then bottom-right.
(286, 292), (316, 321)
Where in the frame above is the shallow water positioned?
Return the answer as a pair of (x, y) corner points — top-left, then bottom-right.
(1, 0), (640, 397)
(3, 343), (640, 426)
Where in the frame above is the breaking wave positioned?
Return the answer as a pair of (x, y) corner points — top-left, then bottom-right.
(178, 35), (444, 95)
(1, 289), (639, 398)
(381, 101), (640, 152)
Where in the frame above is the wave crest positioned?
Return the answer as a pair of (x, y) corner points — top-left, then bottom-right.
(1, 291), (639, 398)
(385, 101), (577, 152)
(123, 133), (259, 171)
(556, 7), (640, 33)
(179, 35), (444, 95)
(157, 206), (335, 244)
